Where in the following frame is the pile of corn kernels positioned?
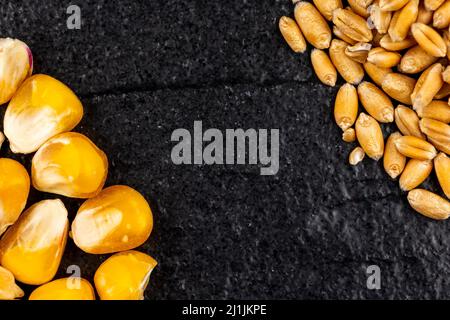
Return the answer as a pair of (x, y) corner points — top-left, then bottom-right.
(0, 38), (156, 300)
(280, 0), (450, 219)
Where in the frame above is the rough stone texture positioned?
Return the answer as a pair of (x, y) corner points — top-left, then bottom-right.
(0, 0), (449, 299)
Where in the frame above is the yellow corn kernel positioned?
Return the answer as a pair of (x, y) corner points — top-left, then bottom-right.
(4, 74), (83, 154)
(94, 250), (157, 300)
(334, 83), (359, 131)
(358, 81), (394, 123)
(31, 132), (108, 198)
(355, 113), (385, 160)
(384, 132), (406, 179)
(399, 159), (433, 191)
(394, 105), (425, 138)
(381, 73), (416, 105)
(435, 152), (450, 198)
(0, 38), (32, 105)
(0, 266), (23, 300)
(72, 185), (153, 254)
(0, 199), (68, 285)
(29, 278), (95, 300)
(0, 158), (30, 236)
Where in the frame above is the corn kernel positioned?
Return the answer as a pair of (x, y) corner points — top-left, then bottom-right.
(0, 199), (68, 285)
(0, 38), (32, 105)
(32, 132), (108, 198)
(72, 185), (153, 254)
(4, 74), (83, 154)
(29, 278), (95, 300)
(0, 158), (30, 236)
(94, 251), (157, 300)
(0, 132), (4, 150)
(0, 266), (23, 300)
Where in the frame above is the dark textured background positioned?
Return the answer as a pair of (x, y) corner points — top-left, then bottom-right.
(0, 0), (449, 300)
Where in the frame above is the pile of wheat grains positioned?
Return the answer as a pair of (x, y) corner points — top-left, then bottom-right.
(279, 0), (450, 219)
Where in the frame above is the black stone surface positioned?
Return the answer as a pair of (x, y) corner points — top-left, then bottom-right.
(0, 0), (449, 299)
